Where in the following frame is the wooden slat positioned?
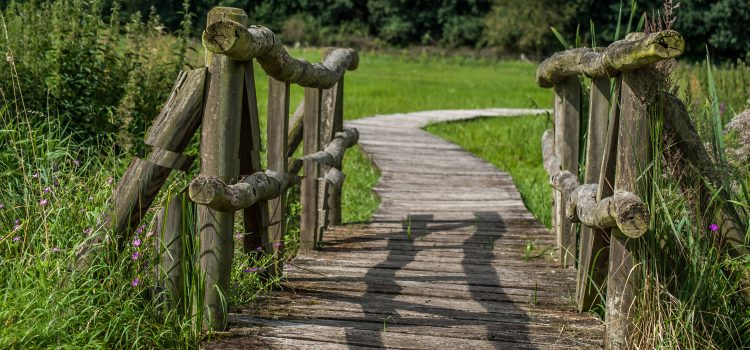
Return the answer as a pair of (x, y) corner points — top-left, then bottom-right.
(301, 88), (323, 251)
(240, 60), (269, 256)
(553, 77), (580, 267)
(576, 77), (611, 312)
(606, 71), (651, 349)
(266, 77), (291, 277)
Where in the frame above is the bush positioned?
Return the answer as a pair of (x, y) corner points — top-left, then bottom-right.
(0, 0), (194, 153)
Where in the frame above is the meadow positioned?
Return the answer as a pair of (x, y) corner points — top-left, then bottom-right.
(1, 1), (749, 348)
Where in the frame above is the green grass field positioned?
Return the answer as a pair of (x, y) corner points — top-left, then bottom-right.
(263, 49), (551, 222)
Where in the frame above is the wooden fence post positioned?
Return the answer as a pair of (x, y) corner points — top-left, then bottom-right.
(198, 6), (247, 332)
(576, 77), (611, 311)
(301, 88), (323, 251)
(553, 76), (580, 267)
(266, 77), (290, 276)
(606, 70), (652, 348)
(239, 60), (268, 256)
(154, 189), (191, 312)
(325, 79), (345, 226)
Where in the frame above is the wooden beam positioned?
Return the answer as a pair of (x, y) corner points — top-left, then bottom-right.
(266, 77), (291, 277)
(153, 189), (191, 313)
(198, 6), (247, 332)
(553, 76), (580, 267)
(301, 88), (323, 251)
(536, 30), (685, 88)
(202, 19), (358, 88)
(190, 170), (301, 212)
(576, 77), (612, 312)
(606, 70), (651, 349)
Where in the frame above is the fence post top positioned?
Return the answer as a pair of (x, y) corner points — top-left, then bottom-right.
(207, 7), (248, 27)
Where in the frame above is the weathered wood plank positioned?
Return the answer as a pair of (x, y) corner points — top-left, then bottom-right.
(553, 76), (580, 267)
(301, 88), (322, 251)
(198, 7), (247, 331)
(266, 77), (291, 277)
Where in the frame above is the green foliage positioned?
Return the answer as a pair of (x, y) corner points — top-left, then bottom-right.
(481, 0), (585, 56)
(0, 0), (194, 152)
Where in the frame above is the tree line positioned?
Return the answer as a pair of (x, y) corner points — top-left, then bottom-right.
(105, 0), (749, 61)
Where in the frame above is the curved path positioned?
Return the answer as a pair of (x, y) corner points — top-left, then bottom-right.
(207, 109), (604, 349)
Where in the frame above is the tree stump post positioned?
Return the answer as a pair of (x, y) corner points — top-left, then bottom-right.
(606, 70), (652, 349)
(197, 6), (247, 332)
(154, 189), (192, 313)
(576, 77), (611, 311)
(553, 77), (580, 267)
(266, 77), (291, 276)
(301, 87), (323, 251)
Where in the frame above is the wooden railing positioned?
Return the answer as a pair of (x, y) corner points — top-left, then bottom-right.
(537, 31), (748, 348)
(75, 7), (359, 331)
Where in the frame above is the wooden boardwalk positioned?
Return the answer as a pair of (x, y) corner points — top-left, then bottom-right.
(206, 109), (604, 349)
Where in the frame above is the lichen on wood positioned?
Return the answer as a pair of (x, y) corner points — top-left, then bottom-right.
(536, 30), (685, 88)
(202, 19), (358, 88)
(300, 128), (359, 169)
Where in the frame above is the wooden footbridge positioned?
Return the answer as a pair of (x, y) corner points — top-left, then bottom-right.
(79, 6), (748, 350)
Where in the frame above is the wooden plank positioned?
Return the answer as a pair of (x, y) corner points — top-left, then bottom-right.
(197, 6), (248, 332)
(154, 189), (189, 312)
(266, 77), (291, 277)
(326, 79), (345, 225)
(576, 77), (611, 312)
(553, 76), (580, 267)
(239, 60), (269, 256)
(301, 88), (322, 251)
(606, 71), (651, 349)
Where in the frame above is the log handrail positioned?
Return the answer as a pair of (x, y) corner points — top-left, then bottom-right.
(202, 19), (359, 88)
(536, 30), (685, 88)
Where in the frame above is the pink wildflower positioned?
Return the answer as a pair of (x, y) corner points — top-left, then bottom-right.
(235, 233), (243, 240)
(132, 238), (142, 247)
(32, 172), (39, 178)
(12, 236), (21, 242)
(242, 267), (259, 273)
(73, 159), (80, 167)
(51, 247), (62, 253)
(145, 230), (155, 239)
(709, 223), (719, 232)
(39, 199), (48, 206)
(131, 278), (140, 287)
(273, 242), (282, 249)
(131, 251), (140, 260)
(43, 187), (51, 194)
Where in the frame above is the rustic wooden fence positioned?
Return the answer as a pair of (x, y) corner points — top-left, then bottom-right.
(75, 6), (359, 331)
(536, 30), (749, 348)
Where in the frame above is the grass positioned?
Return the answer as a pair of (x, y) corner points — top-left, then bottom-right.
(425, 115), (553, 227)
(252, 48), (550, 222)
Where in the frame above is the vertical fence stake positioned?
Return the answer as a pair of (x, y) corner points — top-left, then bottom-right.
(301, 88), (323, 251)
(154, 189), (190, 313)
(576, 77), (612, 311)
(553, 76), (580, 267)
(606, 70), (652, 349)
(326, 79), (345, 226)
(266, 77), (290, 276)
(197, 6), (247, 332)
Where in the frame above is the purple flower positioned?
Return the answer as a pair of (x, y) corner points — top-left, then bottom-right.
(51, 247), (62, 253)
(32, 172), (39, 178)
(0, 203), (4, 210)
(13, 224), (20, 231)
(273, 242), (282, 248)
(12, 236), (21, 242)
(73, 159), (80, 167)
(43, 187), (52, 194)
(39, 199), (48, 206)
(242, 267), (259, 273)
(131, 251), (140, 260)
(709, 223), (719, 232)
(234, 233), (243, 240)
(145, 230), (155, 239)
(14, 219), (20, 225)
(132, 238), (142, 247)
(131, 278), (140, 287)
(107, 177), (113, 185)
(255, 246), (263, 251)
(135, 225), (145, 234)
(83, 227), (93, 235)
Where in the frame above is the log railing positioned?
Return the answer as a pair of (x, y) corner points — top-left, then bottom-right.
(537, 30), (748, 348)
(76, 6), (359, 331)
